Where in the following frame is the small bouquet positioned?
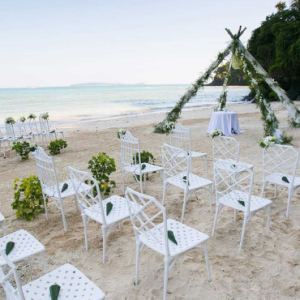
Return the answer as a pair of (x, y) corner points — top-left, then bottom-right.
(211, 129), (224, 138)
(117, 129), (126, 138)
(6, 117), (16, 124)
(28, 113), (37, 120)
(41, 112), (49, 120)
(258, 136), (277, 148)
(19, 117), (26, 122)
(163, 121), (175, 133)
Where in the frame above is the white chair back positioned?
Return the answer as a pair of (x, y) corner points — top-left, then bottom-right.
(212, 136), (240, 163)
(28, 118), (40, 134)
(125, 188), (170, 256)
(120, 131), (142, 169)
(214, 159), (254, 214)
(4, 120), (15, 139)
(263, 144), (299, 186)
(169, 123), (191, 152)
(34, 147), (60, 198)
(16, 119), (28, 136)
(162, 143), (189, 184)
(39, 114), (50, 133)
(69, 167), (107, 226)
(0, 250), (25, 300)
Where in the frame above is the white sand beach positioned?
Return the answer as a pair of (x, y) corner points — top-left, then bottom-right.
(1, 102), (300, 299)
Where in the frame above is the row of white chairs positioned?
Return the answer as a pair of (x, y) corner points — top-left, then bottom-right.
(0, 114), (64, 158)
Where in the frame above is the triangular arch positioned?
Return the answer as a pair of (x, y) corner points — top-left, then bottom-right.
(154, 26), (300, 142)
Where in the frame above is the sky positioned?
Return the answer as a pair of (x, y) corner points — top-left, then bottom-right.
(0, 0), (279, 88)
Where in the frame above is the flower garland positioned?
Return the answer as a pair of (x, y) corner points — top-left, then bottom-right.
(28, 113), (37, 120)
(6, 117), (16, 124)
(211, 129), (224, 138)
(41, 112), (49, 120)
(258, 136), (277, 148)
(154, 43), (234, 133)
(117, 129), (126, 138)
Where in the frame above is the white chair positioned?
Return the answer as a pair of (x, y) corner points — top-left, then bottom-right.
(0, 130), (10, 159)
(5, 120), (32, 143)
(261, 144), (300, 219)
(39, 113), (64, 143)
(170, 122), (208, 176)
(125, 187), (211, 300)
(212, 159), (272, 249)
(0, 213), (6, 235)
(120, 131), (164, 194)
(34, 147), (80, 231)
(27, 117), (44, 147)
(69, 166), (139, 263)
(0, 229), (47, 272)
(162, 143), (213, 221)
(0, 252), (105, 300)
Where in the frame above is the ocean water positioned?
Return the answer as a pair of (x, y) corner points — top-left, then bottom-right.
(0, 85), (250, 127)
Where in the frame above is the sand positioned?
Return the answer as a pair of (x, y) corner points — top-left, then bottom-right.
(1, 102), (300, 299)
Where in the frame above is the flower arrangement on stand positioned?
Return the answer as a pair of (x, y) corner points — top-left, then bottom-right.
(19, 117), (26, 122)
(28, 113), (37, 120)
(258, 136), (277, 148)
(41, 112), (49, 120)
(211, 129), (224, 138)
(117, 129), (126, 138)
(6, 117), (16, 124)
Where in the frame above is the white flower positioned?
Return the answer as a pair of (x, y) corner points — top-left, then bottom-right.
(211, 129), (224, 138)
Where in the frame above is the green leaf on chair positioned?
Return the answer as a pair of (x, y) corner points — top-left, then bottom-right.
(61, 183), (68, 193)
(282, 176), (289, 184)
(5, 242), (15, 255)
(187, 151), (190, 155)
(141, 164), (146, 170)
(238, 200), (245, 206)
(183, 176), (190, 186)
(168, 230), (178, 245)
(50, 284), (61, 300)
(106, 202), (113, 215)
(50, 130), (55, 133)
(231, 164), (236, 169)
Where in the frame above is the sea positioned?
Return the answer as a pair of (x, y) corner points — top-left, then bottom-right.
(0, 85), (250, 128)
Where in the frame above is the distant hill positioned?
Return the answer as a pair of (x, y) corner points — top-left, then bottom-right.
(70, 82), (146, 87)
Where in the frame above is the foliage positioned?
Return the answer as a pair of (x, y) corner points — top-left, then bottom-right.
(19, 117), (26, 122)
(258, 136), (277, 148)
(247, 2), (300, 100)
(12, 141), (37, 160)
(133, 150), (156, 180)
(12, 176), (47, 221)
(6, 117), (16, 124)
(275, 2), (286, 11)
(28, 113), (37, 120)
(117, 129), (126, 138)
(208, 62), (248, 86)
(88, 152), (116, 195)
(47, 139), (67, 155)
(211, 129), (224, 138)
(41, 112), (49, 120)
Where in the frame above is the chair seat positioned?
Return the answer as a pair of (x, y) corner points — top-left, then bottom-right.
(43, 179), (91, 199)
(84, 195), (139, 226)
(167, 172), (212, 190)
(139, 219), (209, 257)
(0, 213), (4, 223)
(217, 159), (253, 173)
(0, 230), (45, 266)
(176, 151), (207, 159)
(124, 163), (164, 175)
(22, 263), (105, 300)
(265, 172), (300, 188)
(219, 191), (272, 212)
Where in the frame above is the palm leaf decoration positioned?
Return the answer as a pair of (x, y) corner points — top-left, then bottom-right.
(61, 183), (68, 193)
(106, 202), (113, 215)
(5, 242), (15, 255)
(141, 164), (146, 170)
(183, 176), (190, 186)
(282, 176), (289, 184)
(168, 230), (178, 245)
(50, 284), (60, 300)
(238, 200), (245, 206)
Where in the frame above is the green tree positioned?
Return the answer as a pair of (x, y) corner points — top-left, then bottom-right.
(275, 2), (286, 11)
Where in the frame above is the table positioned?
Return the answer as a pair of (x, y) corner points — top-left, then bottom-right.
(207, 111), (242, 136)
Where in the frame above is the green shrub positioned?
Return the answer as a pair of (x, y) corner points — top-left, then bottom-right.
(133, 150), (156, 180)
(47, 139), (67, 155)
(12, 176), (47, 221)
(12, 141), (37, 160)
(88, 152), (116, 195)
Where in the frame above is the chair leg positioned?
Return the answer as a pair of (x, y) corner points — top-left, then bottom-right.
(286, 188), (294, 219)
(83, 214), (88, 251)
(239, 215), (248, 250)
(266, 205), (271, 235)
(204, 156), (208, 178)
(60, 201), (67, 231)
(102, 226), (107, 264)
(42, 193), (49, 220)
(74, 195), (78, 211)
(162, 183), (167, 205)
(212, 204), (221, 236)
(234, 209), (237, 222)
(261, 181), (268, 198)
(40, 251), (48, 273)
(118, 222), (122, 231)
(163, 257), (169, 300)
(122, 170), (125, 195)
(181, 191), (188, 223)
(139, 175), (143, 194)
(209, 185), (213, 213)
(204, 241), (212, 282)
(135, 242), (141, 286)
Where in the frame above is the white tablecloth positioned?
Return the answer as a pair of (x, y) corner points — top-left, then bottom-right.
(207, 112), (242, 136)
